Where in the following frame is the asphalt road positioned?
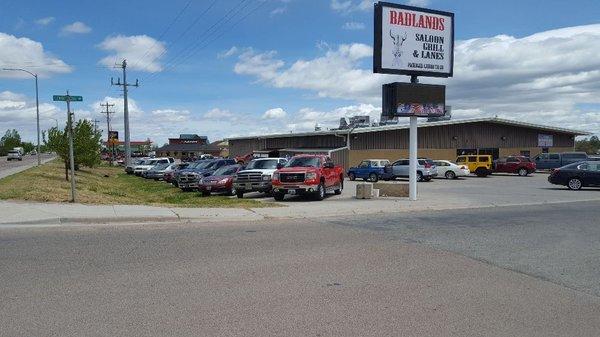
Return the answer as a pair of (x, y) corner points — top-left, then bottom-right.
(1, 202), (599, 336)
(0, 153), (55, 179)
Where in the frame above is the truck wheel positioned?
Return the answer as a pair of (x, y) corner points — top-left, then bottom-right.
(348, 173), (356, 181)
(273, 193), (285, 201)
(314, 183), (325, 201)
(369, 173), (379, 182)
(229, 187), (237, 196)
(518, 168), (528, 176)
(236, 191), (244, 198)
(334, 178), (343, 195)
(445, 171), (456, 179)
(567, 178), (582, 190)
(417, 172), (423, 182)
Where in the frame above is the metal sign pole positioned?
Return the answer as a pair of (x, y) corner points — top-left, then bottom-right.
(66, 91), (76, 202)
(408, 75), (419, 201)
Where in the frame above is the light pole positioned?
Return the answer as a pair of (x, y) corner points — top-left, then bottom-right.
(3, 68), (41, 166)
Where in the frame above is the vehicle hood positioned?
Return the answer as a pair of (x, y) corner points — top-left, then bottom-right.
(276, 167), (319, 174)
(203, 175), (233, 182)
(238, 169), (277, 175)
(134, 165), (155, 170)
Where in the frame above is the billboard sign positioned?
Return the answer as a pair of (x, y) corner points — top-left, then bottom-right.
(538, 134), (553, 147)
(374, 2), (454, 77)
(382, 82), (446, 119)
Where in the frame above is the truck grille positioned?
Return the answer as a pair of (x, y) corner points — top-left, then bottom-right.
(280, 173), (305, 183)
(179, 173), (198, 183)
(236, 172), (263, 183)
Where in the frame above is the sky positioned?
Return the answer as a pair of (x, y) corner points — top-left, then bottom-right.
(1, 0), (599, 146)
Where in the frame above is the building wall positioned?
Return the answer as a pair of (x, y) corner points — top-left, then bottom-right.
(229, 121), (577, 165)
(348, 146), (576, 168)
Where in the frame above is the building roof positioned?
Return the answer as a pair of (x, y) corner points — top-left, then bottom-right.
(227, 117), (591, 141)
(177, 134), (207, 140)
(155, 143), (221, 152)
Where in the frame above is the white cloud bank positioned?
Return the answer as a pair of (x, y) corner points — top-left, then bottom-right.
(0, 32), (72, 78)
(232, 24), (600, 135)
(98, 35), (166, 72)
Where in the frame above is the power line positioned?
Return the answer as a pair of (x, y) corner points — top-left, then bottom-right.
(143, 0), (262, 84)
(130, 0), (195, 70)
(135, 0), (219, 75)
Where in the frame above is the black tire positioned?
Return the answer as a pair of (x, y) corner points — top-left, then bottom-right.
(348, 173), (356, 181)
(445, 171), (456, 179)
(314, 182), (325, 201)
(334, 178), (343, 195)
(417, 172), (423, 182)
(369, 173), (379, 182)
(236, 191), (244, 198)
(154, 178), (159, 181)
(229, 187), (237, 196)
(567, 178), (582, 190)
(518, 168), (528, 176)
(273, 192), (285, 201)
(202, 191), (211, 197)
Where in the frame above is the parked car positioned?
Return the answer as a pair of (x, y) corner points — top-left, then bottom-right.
(533, 152), (589, 170)
(7, 149), (23, 161)
(493, 156), (536, 176)
(133, 157), (174, 176)
(233, 157), (288, 198)
(198, 164), (242, 196)
(178, 159), (236, 191)
(163, 163), (189, 184)
(548, 161), (600, 190)
(388, 158), (437, 182)
(272, 155), (344, 201)
(144, 163), (172, 180)
(30, 150), (37, 156)
(347, 159), (391, 182)
(456, 155), (492, 177)
(125, 158), (148, 174)
(433, 160), (470, 179)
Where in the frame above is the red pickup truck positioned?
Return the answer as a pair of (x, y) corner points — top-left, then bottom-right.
(493, 156), (537, 176)
(271, 154), (344, 201)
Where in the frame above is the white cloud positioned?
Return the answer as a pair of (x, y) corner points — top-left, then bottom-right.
(60, 21), (92, 35)
(217, 46), (239, 59)
(342, 22), (366, 30)
(270, 7), (286, 16)
(0, 91), (63, 142)
(35, 17), (55, 26)
(98, 35), (166, 72)
(0, 33), (72, 78)
(406, 0), (430, 7)
(232, 24), (600, 135)
(151, 109), (190, 123)
(263, 108), (287, 119)
(203, 108), (235, 120)
(331, 0), (373, 13)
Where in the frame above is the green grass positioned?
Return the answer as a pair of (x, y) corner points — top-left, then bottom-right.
(0, 160), (274, 208)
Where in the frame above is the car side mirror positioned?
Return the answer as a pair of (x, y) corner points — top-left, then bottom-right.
(276, 163), (284, 169)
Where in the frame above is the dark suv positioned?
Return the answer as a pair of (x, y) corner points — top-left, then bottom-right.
(178, 159), (236, 191)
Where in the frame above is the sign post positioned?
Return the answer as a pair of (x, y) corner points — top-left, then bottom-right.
(53, 92), (83, 202)
(374, 1), (454, 201)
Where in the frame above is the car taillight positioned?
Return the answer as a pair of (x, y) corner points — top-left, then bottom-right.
(424, 163), (432, 168)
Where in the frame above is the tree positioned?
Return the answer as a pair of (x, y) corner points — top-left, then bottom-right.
(21, 142), (35, 153)
(46, 119), (102, 180)
(0, 129), (22, 155)
(575, 136), (600, 155)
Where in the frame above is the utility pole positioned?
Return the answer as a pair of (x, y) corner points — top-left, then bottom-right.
(93, 119), (100, 133)
(100, 102), (115, 165)
(111, 59), (139, 167)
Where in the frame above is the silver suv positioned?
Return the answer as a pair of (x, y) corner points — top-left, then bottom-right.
(389, 158), (438, 182)
(7, 150), (23, 161)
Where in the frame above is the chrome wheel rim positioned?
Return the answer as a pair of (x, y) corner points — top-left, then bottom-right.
(568, 179), (581, 190)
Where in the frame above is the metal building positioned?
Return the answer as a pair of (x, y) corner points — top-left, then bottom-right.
(228, 117), (589, 170)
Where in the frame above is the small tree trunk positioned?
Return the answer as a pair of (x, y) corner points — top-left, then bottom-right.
(65, 161), (69, 181)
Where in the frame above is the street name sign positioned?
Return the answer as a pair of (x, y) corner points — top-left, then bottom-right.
(53, 95), (83, 102)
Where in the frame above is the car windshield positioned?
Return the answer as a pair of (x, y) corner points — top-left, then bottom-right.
(154, 163), (170, 170)
(195, 161), (216, 169)
(8, 150), (18, 154)
(213, 165), (239, 176)
(246, 159), (279, 170)
(285, 157), (321, 168)
(456, 157), (466, 163)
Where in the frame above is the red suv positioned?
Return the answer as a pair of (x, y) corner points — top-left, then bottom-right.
(494, 156), (536, 176)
